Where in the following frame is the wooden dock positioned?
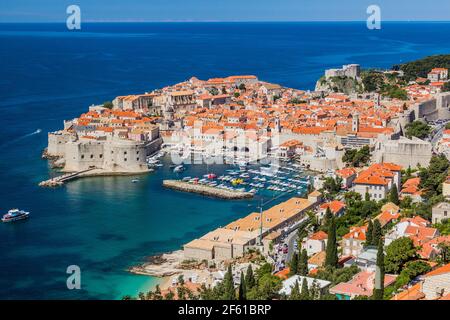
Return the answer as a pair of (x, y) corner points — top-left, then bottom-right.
(162, 180), (254, 200)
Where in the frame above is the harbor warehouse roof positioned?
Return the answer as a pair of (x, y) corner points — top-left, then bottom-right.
(225, 197), (313, 232)
(184, 228), (258, 250)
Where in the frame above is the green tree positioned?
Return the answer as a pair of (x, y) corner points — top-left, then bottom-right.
(419, 155), (450, 199)
(405, 121), (432, 139)
(103, 101), (113, 109)
(238, 83), (246, 90)
(298, 249), (308, 276)
(373, 241), (385, 300)
(222, 265), (236, 300)
(246, 264), (282, 300)
(238, 271), (246, 300)
(384, 237), (417, 274)
(366, 220), (374, 246)
(289, 280), (301, 300)
(289, 253), (299, 276)
(323, 206), (333, 229)
(309, 279), (320, 300)
(372, 219), (382, 247)
(300, 278), (310, 300)
(209, 87), (219, 95)
(389, 184), (400, 205)
(245, 265), (256, 290)
(342, 146), (371, 167)
(325, 216), (338, 268)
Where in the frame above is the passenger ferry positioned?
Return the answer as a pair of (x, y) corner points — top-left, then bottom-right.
(2, 209), (30, 223)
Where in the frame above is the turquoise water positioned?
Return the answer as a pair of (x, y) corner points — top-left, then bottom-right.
(2, 22), (450, 299)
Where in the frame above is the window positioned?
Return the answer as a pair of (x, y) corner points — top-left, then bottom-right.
(136, 158), (139, 161)
(124, 158), (127, 162)
(90, 154), (94, 159)
(99, 154), (103, 158)
(124, 151), (127, 155)
(81, 155), (84, 159)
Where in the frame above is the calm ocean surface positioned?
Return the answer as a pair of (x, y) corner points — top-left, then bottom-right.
(1, 22), (450, 299)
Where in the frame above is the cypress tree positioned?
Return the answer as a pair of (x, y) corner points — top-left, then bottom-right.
(298, 249), (308, 276)
(365, 191), (371, 202)
(366, 220), (374, 246)
(238, 271), (246, 300)
(324, 206), (333, 228)
(373, 240), (385, 300)
(245, 265), (255, 290)
(300, 278), (310, 300)
(289, 253), (299, 275)
(372, 220), (382, 247)
(389, 184), (399, 205)
(309, 279), (320, 300)
(325, 216), (338, 268)
(290, 280), (301, 300)
(222, 265), (236, 300)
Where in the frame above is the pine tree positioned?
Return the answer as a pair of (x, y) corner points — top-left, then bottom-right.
(389, 184), (399, 205)
(245, 265), (255, 290)
(325, 216), (338, 268)
(366, 220), (374, 246)
(238, 271), (246, 300)
(298, 249), (308, 276)
(372, 219), (382, 247)
(300, 278), (310, 300)
(289, 253), (299, 275)
(289, 280), (301, 300)
(222, 265), (236, 300)
(373, 240), (385, 300)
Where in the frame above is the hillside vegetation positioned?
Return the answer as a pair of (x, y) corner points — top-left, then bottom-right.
(394, 54), (450, 81)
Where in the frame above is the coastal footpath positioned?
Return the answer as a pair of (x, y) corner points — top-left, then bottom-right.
(162, 180), (254, 199)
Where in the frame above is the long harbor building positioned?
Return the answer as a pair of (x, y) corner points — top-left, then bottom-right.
(183, 193), (321, 262)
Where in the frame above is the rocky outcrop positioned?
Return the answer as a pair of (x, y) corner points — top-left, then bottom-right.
(315, 76), (363, 95)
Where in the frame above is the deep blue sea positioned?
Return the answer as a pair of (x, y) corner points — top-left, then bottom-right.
(1, 22), (450, 300)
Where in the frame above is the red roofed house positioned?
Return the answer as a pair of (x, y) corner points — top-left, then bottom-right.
(335, 167), (357, 189)
(400, 177), (423, 202)
(302, 231), (328, 256)
(342, 225), (367, 256)
(375, 210), (401, 228)
(352, 163), (402, 201)
(317, 201), (346, 222)
(330, 270), (397, 300)
(393, 263), (450, 300)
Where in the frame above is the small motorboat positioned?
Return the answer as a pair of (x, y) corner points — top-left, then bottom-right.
(2, 209), (30, 223)
(173, 165), (185, 173)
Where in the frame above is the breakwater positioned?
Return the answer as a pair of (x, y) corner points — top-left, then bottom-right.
(162, 180), (254, 199)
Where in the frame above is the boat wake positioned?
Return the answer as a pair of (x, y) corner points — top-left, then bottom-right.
(1, 129), (42, 146)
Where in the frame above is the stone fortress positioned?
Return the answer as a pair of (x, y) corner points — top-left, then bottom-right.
(325, 64), (361, 80)
(46, 106), (162, 174)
